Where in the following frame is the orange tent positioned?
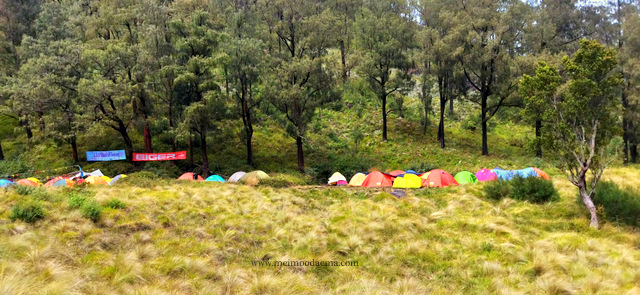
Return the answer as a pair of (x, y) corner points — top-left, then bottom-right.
(422, 169), (458, 188)
(361, 171), (394, 188)
(178, 173), (204, 181)
(389, 170), (405, 177)
(532, 167), (550, 180)
(16, 179), (39, 186)
(86, 175), (110, 185)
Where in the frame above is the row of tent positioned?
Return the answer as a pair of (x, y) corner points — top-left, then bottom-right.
(0, 170), (127, 188)
(327, 167), (550, 188)
(176, 171), (270, 183)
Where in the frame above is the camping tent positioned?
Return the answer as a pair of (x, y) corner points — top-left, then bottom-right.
(44, 177), (74, 187)
(423, 170), (458, 187)
(532, 167), (550, 180)
(17, 179), (39, 186)
(328, 172), (347, 185)
(454, 171), (478, 184)
(404, 170), (420, 175)
(178, 173), (204, 181)
(239, 171), (270, 184)
(361, 171), (394, 188)
(336, 180), (348, 186)
(349, 173), (367, 186)
(73, 169), (104, 179)
(0, 179), (13, 188)
(228, 172), (246, 183)
(389, 170), (406, 177)
(491, 167), (515, 181)
(27, 177), (41, 185)
(86, 175), (110, 185)
(475, 169), (498, 182)
(101, 176), (113, 183)
(206, 175), (225, 182)
(420, 172), (431, 181)
(392, 174), (423, 188)
(109, 174), (127, 185)
(514, 167), (539, 179)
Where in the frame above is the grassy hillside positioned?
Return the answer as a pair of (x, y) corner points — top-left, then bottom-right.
(0, 168), (639, 294)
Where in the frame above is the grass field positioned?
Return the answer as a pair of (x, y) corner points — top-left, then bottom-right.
(1, 167), (639, 294)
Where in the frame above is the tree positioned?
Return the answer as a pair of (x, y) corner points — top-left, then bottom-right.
(620, 9), (640, 163)
(521, 39), (623, 228)
(261, 0), (339, 173)
(355, 0), (413, 142)
(457, 0), (529, 155)
(223, 2), (264, 167)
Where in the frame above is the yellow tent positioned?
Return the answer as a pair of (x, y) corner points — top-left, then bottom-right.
(27, 177), (42, 185)
(86, 175), (109, 185)
(392, 174), (423, 188)
(239, 171), (270, 185)
(349, 173), (366, 186)
(101, 176), (112, 183)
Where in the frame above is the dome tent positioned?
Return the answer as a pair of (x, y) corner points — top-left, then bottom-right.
(239, 171), (270, 184)
(423, 170), (458, 188)
(361, 171), (393, 188)
(228, 172), (246, 183)
(206, 175), (225, 182)
(86, 175), (110, 185)
(475, 169), (498, 182)
(0, 179), (13, 188)
(532, 167), (550, 180)
(392, 174), (422, 188)
(454, 171), (478, 184)
(349, 173), (366, 186)
(178, 173), (204, 181)
(327, 172), (347, 185)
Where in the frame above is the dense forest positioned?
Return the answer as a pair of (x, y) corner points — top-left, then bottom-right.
(0, 0), (638, 176)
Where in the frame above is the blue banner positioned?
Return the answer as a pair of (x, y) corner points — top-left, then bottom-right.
(86, 150), (126, 161)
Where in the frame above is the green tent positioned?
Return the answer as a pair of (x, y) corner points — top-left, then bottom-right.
(454, 171), (478, 184)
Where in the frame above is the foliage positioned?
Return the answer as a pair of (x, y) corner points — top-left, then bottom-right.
(9, 198), (45, 223)
(592, 181), (640, 227)
(81, 200), (102, 222)
(257, 173), (313, 188)
(484, 176), (558, 203)
(105, 198), (126, 209)
(68, 192), (87, 209)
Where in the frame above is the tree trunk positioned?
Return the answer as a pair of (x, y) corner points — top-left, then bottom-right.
(37, 111), (45, 132)
(449, 97), (454, 115)
(382, 92), (388, 142)
(71, 136), (79, 163)
(117, 124), (134, 161)
(200, 131), (210, 177)
(622, 90), (630, 164)
(20, 118), (33, 139)
(143, 120), (152, 153)
(437, 76), (446, 149)
(535, 120), (542, 158)
(168, 104), (176, 152)
(339, 40), (347, 82)
(296, 134), (304, 173)
(242, 83), (254, 167)
(579, 180), (599, 228)
(0, 140), (4, 160)
(631, 142), (638, 163)
(481, 93), (489, 156)
(188, 134), (194, 170)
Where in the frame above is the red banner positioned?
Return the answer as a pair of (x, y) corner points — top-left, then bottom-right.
(133, 151), (187, 161)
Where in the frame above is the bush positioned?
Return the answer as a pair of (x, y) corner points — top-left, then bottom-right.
(68, 192), (87, 209)
(15, 185), (37, 196)
(483, 181), (512, 201)
(510, 176), (559, 203)
(0, 158), (31, 178)
(258, 173), (313, 188)
(592, 181), (640, 227)
(9, 199), (45, 223)
(483, 176), (557, 204)
(105, 198), (126, 209)
(118, 171), (161, 187)
(82, 201), (103, 222)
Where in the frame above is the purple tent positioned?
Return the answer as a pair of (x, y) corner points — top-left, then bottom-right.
(475, 169), (498, 182)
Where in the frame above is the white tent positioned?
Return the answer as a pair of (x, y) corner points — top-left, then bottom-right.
(228, 171), (246, 183)
(72, 169), (104, 179)
(327, 172), (347, 185)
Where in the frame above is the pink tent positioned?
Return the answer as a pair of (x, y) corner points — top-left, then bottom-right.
(475, 169), (498, 182)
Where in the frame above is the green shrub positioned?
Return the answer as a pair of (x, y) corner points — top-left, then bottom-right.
(105, 198), (126, 209)
(0, 159), (31, 178)
(592, 181), (640, 227)
(258, 173), (312, 188)
(9, 199), (45, 223)
(15, 185), (37, 196)
(510, 176), (559, 203)
(483, 181), (512, 201)
(82, 201), (103, 222)
(68, 192), (87, 209)
(118, 171), (161, 187)
(483, 176), (558, 204)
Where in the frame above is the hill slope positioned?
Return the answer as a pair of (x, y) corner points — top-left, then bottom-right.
(0, 168), (639, 294)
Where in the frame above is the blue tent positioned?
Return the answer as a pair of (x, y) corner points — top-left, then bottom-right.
(491, 167), (515, 181)
(0, 179), (13, 188)
(404, 170), (420, 175)
(205, 175), (225, 182)
(514, 167), (539, 179)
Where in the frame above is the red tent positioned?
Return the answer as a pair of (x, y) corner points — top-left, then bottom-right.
(178, 173), (204, 181)
(532, 167), (550, 180)
(361, 171), (394, 188)
(422, 169), (458, 188)
(389, 170), (405, 177)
